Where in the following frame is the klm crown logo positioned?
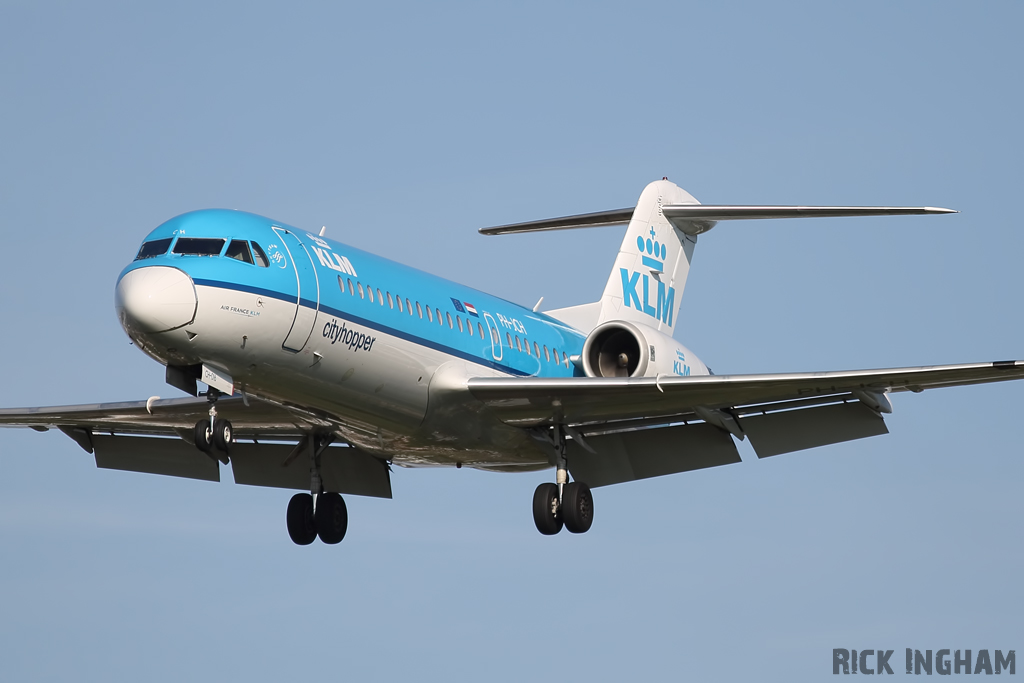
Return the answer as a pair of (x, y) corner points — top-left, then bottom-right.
(637, 227), (668, 272)
(621, 226), (674, 326)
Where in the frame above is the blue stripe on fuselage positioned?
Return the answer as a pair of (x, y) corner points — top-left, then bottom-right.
(194, 277), (533, 376)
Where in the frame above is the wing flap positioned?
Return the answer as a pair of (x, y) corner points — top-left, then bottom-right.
(740, 402), (888, 458)
(230, 442), (392, 499)
(566, 422), (741, 487)
(93, 435), (221, 482)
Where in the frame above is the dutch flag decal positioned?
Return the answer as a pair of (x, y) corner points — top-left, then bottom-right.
(464, 302), (479, 317)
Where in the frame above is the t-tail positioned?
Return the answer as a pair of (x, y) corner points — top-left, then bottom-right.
(480, 179), (955, 336)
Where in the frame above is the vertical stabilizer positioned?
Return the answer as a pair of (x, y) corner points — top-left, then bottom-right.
(596, 179), (699, 335)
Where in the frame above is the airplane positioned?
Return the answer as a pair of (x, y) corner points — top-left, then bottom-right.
(2, 178), (1021, 546)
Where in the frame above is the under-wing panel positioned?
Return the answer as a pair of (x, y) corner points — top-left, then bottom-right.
(230, 442), (392, 499)
(92, 435), (220, 482)
(566, 422), (741, 488)
(739, 402), (888, 458)
(86, 434), (392, 497)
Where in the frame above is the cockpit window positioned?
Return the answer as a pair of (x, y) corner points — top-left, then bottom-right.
(225, 240), (254, 264)
(251, 242), (270, 267)
(173, 238), (226, 256)
(135, 238), (173, 260)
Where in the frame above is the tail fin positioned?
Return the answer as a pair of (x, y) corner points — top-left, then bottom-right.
(480, 179), (955, 336)
(594, 179), (698, 335)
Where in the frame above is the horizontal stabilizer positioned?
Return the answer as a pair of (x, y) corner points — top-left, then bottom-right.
(663, 205), (956, 234)
(479, 207), (634, 235)
(480, 204), (955, 235)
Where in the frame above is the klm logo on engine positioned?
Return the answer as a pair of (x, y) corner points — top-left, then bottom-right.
(621, 227), (674, 325)
(673, 350), (690, 376)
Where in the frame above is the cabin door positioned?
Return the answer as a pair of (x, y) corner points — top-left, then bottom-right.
(483, 312), (503, 361)
(273, 228), (320, 353)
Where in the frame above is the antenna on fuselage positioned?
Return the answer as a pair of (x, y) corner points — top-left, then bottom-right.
(319, 226), (327, 236)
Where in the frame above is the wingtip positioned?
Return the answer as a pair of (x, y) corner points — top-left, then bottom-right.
(926, 207), (959, 214)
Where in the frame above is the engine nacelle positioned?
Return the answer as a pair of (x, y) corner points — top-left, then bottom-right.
(581, 320), (709, 378)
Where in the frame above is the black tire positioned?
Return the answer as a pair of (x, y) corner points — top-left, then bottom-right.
(286, 493), (317, 545)
(212, 419), (233, 452)
(532, 483), (563, 535)
(562, 481), (594, 534)
(194, 419), (213, 453)
(315, 492), (348, 544)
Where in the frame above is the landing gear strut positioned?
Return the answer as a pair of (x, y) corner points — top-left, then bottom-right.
(193, 388), (233, 456)
(532, 425), (594, 535)
(285, 434), (349, 546)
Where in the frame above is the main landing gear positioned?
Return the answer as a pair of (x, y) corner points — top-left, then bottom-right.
(286, 492), (348, 545)
(532, 425), (594, 535)
(285, 433), (349, 546)
(193, 388), (233, 455)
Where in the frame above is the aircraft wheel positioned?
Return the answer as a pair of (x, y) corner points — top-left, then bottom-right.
(212, 419), (233, 452)
(532, 483), (563, 535)
(315, 492), (348, 544)
(193, 420), (213, 453)
(562, 482), (594, 534)
(286, 493), (317, 545)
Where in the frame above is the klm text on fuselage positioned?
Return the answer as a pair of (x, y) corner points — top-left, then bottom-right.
(620, 268), (674, 326)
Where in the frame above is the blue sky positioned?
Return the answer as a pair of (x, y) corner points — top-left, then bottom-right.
(1, 2), (1022, 680)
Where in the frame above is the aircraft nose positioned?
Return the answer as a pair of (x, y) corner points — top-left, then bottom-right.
(115, 266), (197, 334)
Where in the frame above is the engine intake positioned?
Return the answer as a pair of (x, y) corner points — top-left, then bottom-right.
(582, 322), (649, 378)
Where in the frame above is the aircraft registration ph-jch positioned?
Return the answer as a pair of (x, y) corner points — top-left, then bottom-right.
(2, 179), (1018, 545)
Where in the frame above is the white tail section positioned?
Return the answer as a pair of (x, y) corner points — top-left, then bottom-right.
(483, 179), (958, 335)
(595, 180), (698, 336)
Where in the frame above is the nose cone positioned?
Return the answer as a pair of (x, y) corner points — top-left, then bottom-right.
(115, 266), (197, 334)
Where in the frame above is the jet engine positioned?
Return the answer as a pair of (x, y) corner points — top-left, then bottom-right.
(581, 320), (708, 378)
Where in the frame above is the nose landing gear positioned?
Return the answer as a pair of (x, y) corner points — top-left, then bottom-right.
(194, 388), (232, 459)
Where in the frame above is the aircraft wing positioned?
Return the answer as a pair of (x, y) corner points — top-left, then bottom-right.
(0, 396), (392, 498)
(0, 395), (322, 440)
(468, 360), (1024, 486)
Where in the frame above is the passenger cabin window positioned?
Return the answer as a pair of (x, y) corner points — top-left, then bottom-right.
(367, 287), (374, 303)
(387, 292), (394, 309)
(478, 323), (485, 339)
(534, 341), (540, 357)
(468, 320), (474, 336)
(135, 238), (172, 260)
(457, 316), (463, 332)
(406, 298), (413, 315)
(358, 283), (365, 299)
(377, 288), (384, 306)
(337, 276), (346, 294)
(416, 302), (423, 319)
(544, 345), (550, 361)
(225, 240), (254, 264)
(251, 242), (270, 267)
(506, 332), (513, 348)
(173, 238), (225, 256)
(446, 312), (453, 329)
(426, 306), (432, 322)
(347, 278), (355, 295)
